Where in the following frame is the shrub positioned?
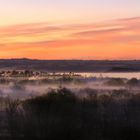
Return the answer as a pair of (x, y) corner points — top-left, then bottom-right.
(127, 78), (139, 87)
(105, 78), (125, 86)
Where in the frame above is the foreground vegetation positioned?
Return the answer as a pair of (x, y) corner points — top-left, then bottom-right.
(0, 87), (140, 140)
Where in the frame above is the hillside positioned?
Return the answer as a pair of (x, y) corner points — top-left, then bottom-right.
(0, 59), (140, 72)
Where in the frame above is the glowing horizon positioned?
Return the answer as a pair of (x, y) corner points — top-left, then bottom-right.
(0, 0), (140, 60)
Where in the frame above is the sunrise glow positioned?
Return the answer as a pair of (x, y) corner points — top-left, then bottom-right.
(0, 0), (140, 59)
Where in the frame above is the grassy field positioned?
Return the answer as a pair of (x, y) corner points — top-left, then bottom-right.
(0, 77), (139, 139)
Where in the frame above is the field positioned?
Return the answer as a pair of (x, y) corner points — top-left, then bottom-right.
(0, 73), (140, 139)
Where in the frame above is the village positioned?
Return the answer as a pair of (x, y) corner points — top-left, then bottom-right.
(0, 70), (82, 79)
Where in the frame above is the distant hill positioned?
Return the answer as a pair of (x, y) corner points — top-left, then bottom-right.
(0, 59), (140, 72)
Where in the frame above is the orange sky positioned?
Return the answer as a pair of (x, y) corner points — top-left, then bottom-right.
(0, 17), (140, 60)
(0, 0), (140, 60)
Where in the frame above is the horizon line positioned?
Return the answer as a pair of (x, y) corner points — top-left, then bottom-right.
(0, 58), (140, 61)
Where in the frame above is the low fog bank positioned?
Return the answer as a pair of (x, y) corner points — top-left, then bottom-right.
(0, 77), (139, 99)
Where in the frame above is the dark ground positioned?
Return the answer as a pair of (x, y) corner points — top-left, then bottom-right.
(1, 88), (140, 140)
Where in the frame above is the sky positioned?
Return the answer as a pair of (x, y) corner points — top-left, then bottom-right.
(0, 0), (140, 60)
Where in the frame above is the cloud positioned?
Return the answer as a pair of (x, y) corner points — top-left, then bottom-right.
(72, 17), (140, 44)
(0, 23), (62, 37)
(0, 17), (140, 59)
(1, 16), (140, 44)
